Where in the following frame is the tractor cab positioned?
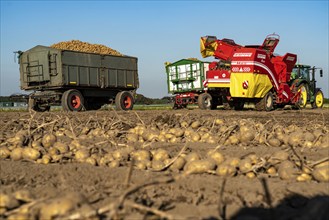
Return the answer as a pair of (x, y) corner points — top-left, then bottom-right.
(291, 64), (311, 81)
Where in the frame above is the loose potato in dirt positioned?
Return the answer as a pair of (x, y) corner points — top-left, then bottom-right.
(0, 109), (328, 219)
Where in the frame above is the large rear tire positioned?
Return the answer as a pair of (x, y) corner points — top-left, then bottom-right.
(198, 93), (212, 110)
(115, 91), (134, 111)
(312, 90), (324, 108)
(62, 89), (84, 112)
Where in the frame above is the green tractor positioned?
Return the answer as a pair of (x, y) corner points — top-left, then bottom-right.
(291, 64), (324, 108)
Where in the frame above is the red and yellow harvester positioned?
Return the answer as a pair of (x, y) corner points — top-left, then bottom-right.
(199, 34), (303, 111)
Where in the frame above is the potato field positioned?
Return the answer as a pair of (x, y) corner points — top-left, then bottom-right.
(0, 109), (328, 220)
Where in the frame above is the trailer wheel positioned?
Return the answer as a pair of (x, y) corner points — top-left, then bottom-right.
(311, 89), (324, 108)
(198, 93), (212, 110)
(62, 89), (84, 111)
(115, 91), (134, 110)
(255, 92), (273, 111)
(296, 84), (308, 108)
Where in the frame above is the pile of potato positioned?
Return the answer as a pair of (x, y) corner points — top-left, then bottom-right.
(0, 114), (328, 183)
(50, 40), (123, 56)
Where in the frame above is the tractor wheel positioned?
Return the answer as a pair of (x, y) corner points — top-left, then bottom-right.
(198, 93), (212, 110)
(312, 90), (324, 108)
(61, 89), (84, 111)
(255, 92), (274, 111)
(296, 84), (308, 108)
(115, 91), (134, 111)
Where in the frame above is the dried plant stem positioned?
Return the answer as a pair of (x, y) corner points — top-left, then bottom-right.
(134, 111), (145, 126)
(309, 157), (329, 167)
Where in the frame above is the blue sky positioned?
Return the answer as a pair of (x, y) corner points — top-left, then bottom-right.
(1, 0), (328, 98)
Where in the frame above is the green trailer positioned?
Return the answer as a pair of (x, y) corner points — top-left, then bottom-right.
(165, 59), (209, 108)
(17, 45), (139, 111)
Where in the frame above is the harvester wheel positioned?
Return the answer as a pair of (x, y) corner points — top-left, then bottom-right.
(255, 92), (274, 111)
(62, 89), (84, 112)
(264, 92), (274, 111)
(296, 84), (308, 108)
(115, 91), (134, 111)
(312, 89), (324, 108)
(198, 93), (212, 110)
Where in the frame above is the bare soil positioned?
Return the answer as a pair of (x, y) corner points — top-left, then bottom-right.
(0, 109), (328, 220)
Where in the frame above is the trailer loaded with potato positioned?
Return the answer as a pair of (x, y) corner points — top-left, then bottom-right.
(17, 41), (139, 111)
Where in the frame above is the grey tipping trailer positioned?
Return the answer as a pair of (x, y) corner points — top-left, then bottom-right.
(18, 45), (139, 111)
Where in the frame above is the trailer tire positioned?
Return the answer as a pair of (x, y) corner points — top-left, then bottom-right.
(311, 89), (324, 108)
(198, 93), (212, 110)
(115, 91), (134, 111)
(62, 89), (84, 112)
(255, 92), (274, 111)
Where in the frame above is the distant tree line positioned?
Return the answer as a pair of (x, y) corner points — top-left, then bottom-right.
(135, 94), (173, 105)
